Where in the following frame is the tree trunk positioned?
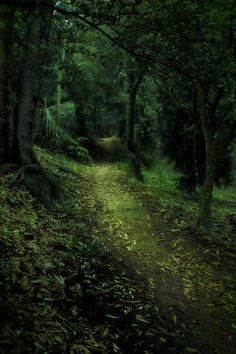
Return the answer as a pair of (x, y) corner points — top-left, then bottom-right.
(92, 107), (98, 137)
(16, 9), (52, 166)
(199, 87), (224, 231)
(75, 101), (88, 138)
(0, 9), (7, 164)
(192, 89), (199, 188)
(0, 6), (15, 164)
(15, 3), (59, 207)
(118, 116), (126, 139)
(55, 46), (65, 124)
(127, 70), (144, 181)
(0, 3), (59, 207)
(199, 115), (215, 230)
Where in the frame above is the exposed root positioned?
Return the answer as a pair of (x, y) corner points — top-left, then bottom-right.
(15, 163), (60, 209)
(15, 164), (40, 185)
(0, 163), (18, 176)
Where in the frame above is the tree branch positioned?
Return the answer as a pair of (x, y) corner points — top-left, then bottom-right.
(0, 0), (196, 79)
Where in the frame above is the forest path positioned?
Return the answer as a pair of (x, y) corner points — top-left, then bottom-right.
(81, 161), (236, 354)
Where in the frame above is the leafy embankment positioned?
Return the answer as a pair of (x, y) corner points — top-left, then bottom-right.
(0, 148), (185, 354)
(118, 158), (236, 253)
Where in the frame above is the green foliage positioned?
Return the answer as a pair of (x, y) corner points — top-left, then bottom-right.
(65, 143), (92, 164)
(144, 158), (182, 203)
(36, 105), (65, 150)
(35, 103), (91, 163)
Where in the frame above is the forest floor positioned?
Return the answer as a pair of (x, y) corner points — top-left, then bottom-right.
(80, 160), (236, 354)
(0, 144), (236, 354)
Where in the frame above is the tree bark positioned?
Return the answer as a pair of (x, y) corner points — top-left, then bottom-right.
(199, 114), (215, 230)
(0, 9), (7, 164)
(192, 89), (199, 188)
(0, 5), (15, 164)
(199, 87), (224, 231)
(16, 7), (54, 165)
(55, 45), (65, 124)
(75, 101), (88, 138)
(14, 3), (59, 207)
(118, 116), (126, 139)
(127, 70), (144, 181)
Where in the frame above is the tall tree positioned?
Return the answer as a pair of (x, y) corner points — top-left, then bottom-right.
(0, 2), (59, 206)
(127, 61), (145, 180)
(199, 86), (224, 230)
(0, 5), (15, 165)
(55, 45), (66, 124)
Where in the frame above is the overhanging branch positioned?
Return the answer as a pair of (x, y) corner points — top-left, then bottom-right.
(0, 0), (195, 79)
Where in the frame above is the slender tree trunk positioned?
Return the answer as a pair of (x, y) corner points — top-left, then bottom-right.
(55, 46), (65, 124)
(92, 107), (98, 137)
(118, 116), (126, 139)
(199, 87), (224, 231)
(127, 70), (144, 181)
(192, 88), (200, 188)
(199, 114), (215, 230)
(74, 101), (88, 137)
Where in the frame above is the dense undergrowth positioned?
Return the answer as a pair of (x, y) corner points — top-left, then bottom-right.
(113, 161), (236, 338)
(0, 148), (186, 354)
(116, 158), (236, 252)
(35, 103), (91, 164)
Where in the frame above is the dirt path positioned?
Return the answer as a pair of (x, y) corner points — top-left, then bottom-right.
(82, 162), (236, 354)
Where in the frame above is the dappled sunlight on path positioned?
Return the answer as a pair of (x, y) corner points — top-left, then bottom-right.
(81, 162), (236, 354)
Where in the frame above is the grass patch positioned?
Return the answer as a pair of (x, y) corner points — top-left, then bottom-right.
(143, 158), (182, 201)
(115, 157), (236, 250)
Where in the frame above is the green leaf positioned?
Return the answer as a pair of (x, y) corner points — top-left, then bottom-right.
(136, 314), (149, 324)
(184, 348), (199, 353)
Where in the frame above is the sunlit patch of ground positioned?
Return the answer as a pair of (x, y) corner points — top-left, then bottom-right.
(80, 160), (236, 354)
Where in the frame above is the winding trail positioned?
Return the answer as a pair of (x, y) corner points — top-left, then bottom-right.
(81, 160), (236, 354)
